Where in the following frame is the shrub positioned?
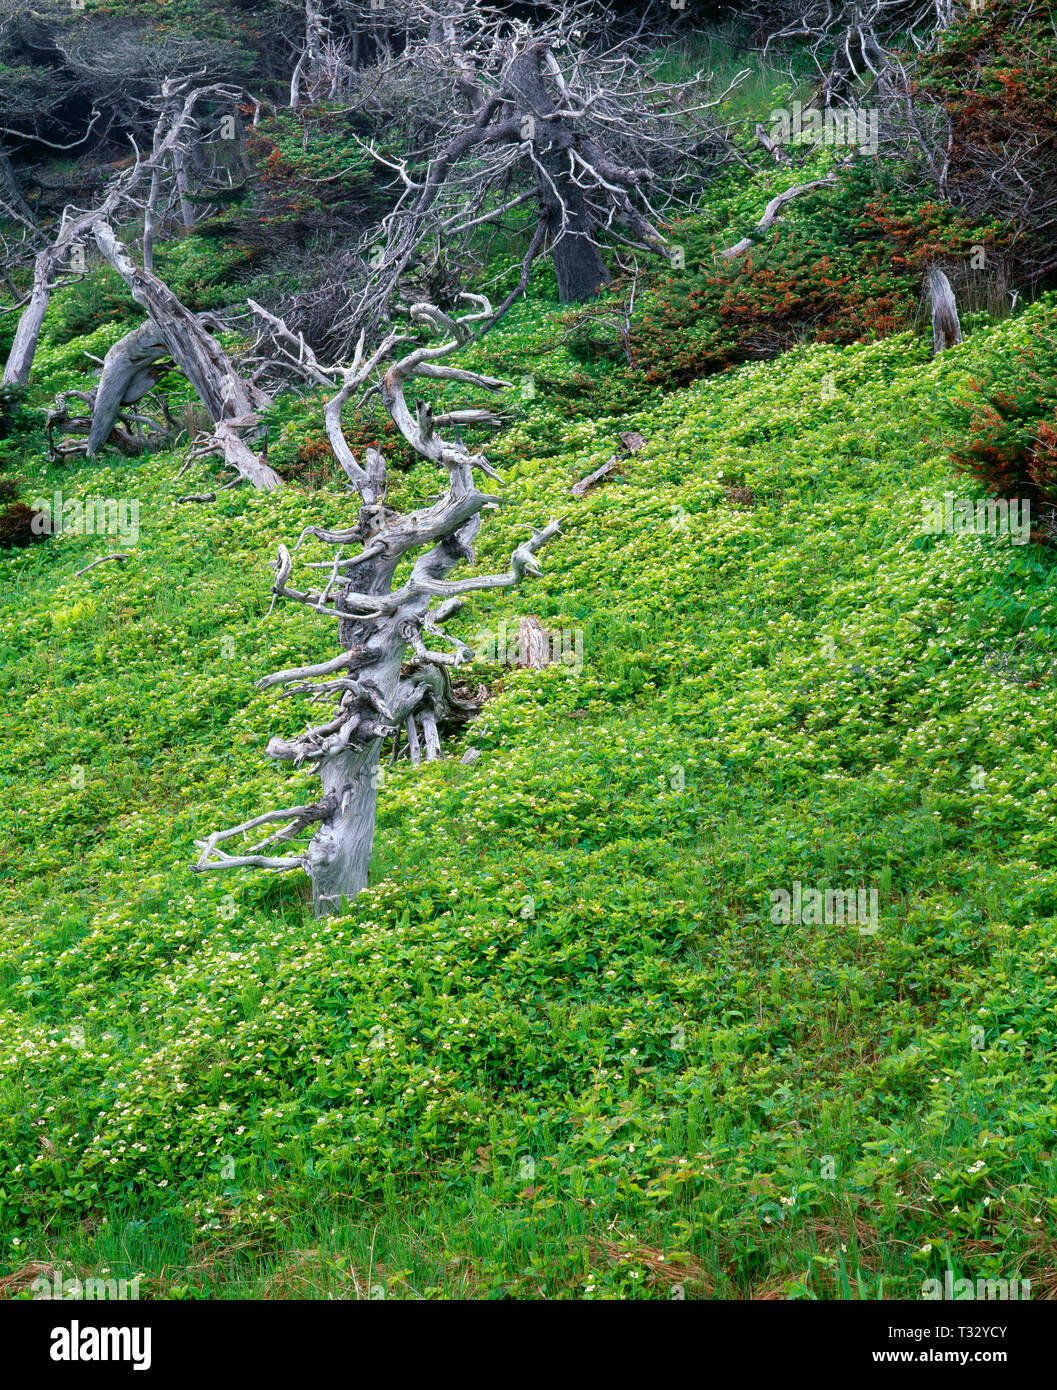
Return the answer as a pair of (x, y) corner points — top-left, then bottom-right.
(631, 162), (990, 390)
(943, 304), (1057, 538)
(914, 0), (1057, 286)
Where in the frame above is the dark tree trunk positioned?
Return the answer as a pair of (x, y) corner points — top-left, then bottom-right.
(0, 152), (33, 225)
(544, 189), (612, 304)
(506, 49), (611, 304)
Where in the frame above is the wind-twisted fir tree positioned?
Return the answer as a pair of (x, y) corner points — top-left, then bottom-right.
(193, 294), (562, 916)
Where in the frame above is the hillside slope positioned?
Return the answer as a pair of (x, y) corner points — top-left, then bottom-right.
(1, 284), (1056, 1298)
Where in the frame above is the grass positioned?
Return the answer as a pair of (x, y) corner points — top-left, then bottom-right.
(1, 202), (1056, 1299)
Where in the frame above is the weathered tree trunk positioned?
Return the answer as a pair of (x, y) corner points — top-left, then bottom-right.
(290, 0), (327, 107)
(172, 141), (195, 233)
(518, 615), (553, 668)
(546, 193), (613, 304)
(1, 246), (62, 386)
(304, 743), (382, 914)
(87, 320), (170, 456)
(141, 166), (163, 273)
(928, 266), (962, 356)
(93, 222), (283, 489)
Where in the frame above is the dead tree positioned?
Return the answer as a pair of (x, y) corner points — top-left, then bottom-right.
(754, 0), (955, 106)
(194, 292), (562, 916)
(47, 386), (172, 462)
(267, 0), (747, 357)
(1, 80), (243, 387)
(288, 0), (330, 107)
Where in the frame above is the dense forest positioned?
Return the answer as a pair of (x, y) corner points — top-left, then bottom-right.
(0, 0), (1055, 1326)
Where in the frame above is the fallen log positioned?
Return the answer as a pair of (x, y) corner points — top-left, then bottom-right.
(571, 455), (619, 498)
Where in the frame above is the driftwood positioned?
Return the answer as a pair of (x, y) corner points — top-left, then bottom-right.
(74, 553), (132, 578)
(570, 428), (646, 497)
(571, 456), (620, 498)
(194, 294), (562, 916)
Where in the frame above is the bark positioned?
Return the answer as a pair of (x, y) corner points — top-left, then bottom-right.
(0, 151), (34, 225)
(304, 743), (382, 914)
(518, 615), (553, 669)
(2, 247), (61, 387)
(504, 50), (611, 304)
(549, 199), (613, 304)
(87, 320), (170, 456)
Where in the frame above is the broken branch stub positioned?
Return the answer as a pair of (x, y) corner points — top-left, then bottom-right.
(928, 266), (963, 356)
(570, 429), (646, 497)
(517, 615), (554, 670)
